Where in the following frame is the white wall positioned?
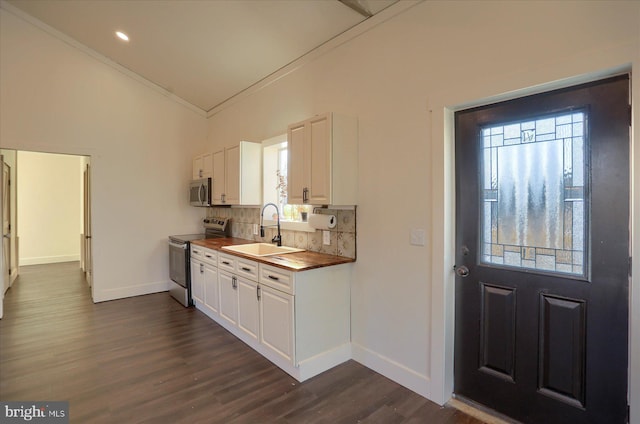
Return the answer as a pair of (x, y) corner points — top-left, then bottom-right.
(0, 6), (208, 301)
(203, 0), (640, 416)
(17, 151), (83, 265)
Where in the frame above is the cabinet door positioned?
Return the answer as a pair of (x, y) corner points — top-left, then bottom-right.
(225, 145), (240, 205)
(287, 121), (306, 204)
(237, 278), (259, 343)
(203, 264), (219, 316)
(193, 156), (203, 179)
(193, 153), (213, 179)
(308, 114), (331, 204)
(218, 271), (238, 326)
(212, 149), (226, 205)
(259, 285), (294, 364)
(201, 152), (213, 178)
(190, 260), (204, 304)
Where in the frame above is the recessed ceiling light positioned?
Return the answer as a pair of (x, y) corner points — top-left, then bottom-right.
(115, 31), (129, 42)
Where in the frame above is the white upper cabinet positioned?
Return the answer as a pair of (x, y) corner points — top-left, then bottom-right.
(212, 141), (262, 206)
(212, 149), (225, 204)
(287, 113), (358, 206)
(192, 152), (213, 180)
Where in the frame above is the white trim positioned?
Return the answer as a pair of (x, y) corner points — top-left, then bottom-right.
(629, 65), (639, 424)
(296, 343), (352, 381)
(19, 255), (80, 266)
(351, 341), (430, 399)
(92, 280), (170, 303)
(429, 104), (456, 405)
(0, 0), (207, 118)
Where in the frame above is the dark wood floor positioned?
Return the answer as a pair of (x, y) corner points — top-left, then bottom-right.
(0, 262), (484, 424)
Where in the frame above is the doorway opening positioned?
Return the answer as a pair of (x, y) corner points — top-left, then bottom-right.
(0, 150), (92, 319)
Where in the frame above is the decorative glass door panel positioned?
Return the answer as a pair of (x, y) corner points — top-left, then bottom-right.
(480, 111), (587, 276)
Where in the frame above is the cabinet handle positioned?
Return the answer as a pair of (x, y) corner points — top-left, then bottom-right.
(257, 286), (261, 301)
(199, 169), (203, 178)
(193, 249), (200, 254)
(302, 187), (309, 203)
(221, 193), (226, 203)
(241, 266), (251, 272)
(267, 275), (279, 281)
(199, 263), (204, 273)
(232, 276), (237, 289)
(205, 254), (213, 258)
(222, 261), (230, 265)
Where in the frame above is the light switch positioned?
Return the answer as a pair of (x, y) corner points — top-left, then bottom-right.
(410, 228), (426, 246)
(253, 224), (258, 235)
(323, 230), (331, 245)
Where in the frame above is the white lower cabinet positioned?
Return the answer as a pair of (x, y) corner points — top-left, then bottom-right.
(259, 284), (294, 364)
(237, 277), (259, 342)
(218, 270), (238, 326)
(190, 259), (204, 304)
(191, 246), (218, 318)
(203, 265), (219, 316)
(192, 246), (351, 382)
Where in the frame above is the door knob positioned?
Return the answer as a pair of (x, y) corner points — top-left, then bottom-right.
(455, 265), (470, 278)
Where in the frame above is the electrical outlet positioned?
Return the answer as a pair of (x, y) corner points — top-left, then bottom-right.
(253, 224), (258, 235)
(410, 228), (426, 246)
(323, 230), (331, 245)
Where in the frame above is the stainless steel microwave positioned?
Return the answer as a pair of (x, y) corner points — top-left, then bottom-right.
(190, 178), (212, 207)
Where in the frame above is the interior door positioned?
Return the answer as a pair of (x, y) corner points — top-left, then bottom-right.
(454, 75), (630, 424)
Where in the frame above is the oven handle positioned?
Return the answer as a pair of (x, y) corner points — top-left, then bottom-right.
(169, 241), (187, 250)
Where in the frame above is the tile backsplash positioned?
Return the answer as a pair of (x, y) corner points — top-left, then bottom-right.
(206, 207), (357, 259)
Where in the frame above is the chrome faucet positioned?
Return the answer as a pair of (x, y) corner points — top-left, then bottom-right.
(260, 203), (282, 246)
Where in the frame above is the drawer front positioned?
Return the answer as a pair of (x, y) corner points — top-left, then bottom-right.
(201, 247), (217, 266)
(237, 258), (259, 281)
(218, 253), (236, 272)
(260, 264), (293, 294)
(191, 246), (204, 260)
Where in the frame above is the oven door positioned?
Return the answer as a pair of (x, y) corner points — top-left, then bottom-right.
(169, 240), (188, 287)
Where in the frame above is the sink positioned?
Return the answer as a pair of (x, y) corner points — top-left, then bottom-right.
(221, 243), (305, 257)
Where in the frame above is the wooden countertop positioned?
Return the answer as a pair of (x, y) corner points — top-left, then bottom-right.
(191, 237), (355, 272)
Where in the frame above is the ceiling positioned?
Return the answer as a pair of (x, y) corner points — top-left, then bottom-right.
(6, 0), (399, 113)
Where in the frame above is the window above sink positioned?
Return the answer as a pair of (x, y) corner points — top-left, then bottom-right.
(262, 133), (313, 231)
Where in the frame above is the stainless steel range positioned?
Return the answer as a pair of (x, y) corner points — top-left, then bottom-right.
(168, 217), (229, 307)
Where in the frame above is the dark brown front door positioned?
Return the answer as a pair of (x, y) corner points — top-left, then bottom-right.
(454, 75), (630, 424)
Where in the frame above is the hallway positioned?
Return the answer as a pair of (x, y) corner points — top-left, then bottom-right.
(0, 262), (482, 423)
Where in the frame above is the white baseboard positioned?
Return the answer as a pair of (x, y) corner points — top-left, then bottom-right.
(19, 255), (80, 266)
(351, 341), (431, 399)
(9, 268), (18, 286)
(93, 280), (170, 303)
(297, 343), (352, 381)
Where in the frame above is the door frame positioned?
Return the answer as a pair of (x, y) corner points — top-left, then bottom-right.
(83, 163), (92, 287)
(0, 149), (94, 317)
(0, 155), (5, 319)
(428, 66), (638, 422)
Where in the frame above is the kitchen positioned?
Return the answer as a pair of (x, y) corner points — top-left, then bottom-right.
(0, 1), (639, 423)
